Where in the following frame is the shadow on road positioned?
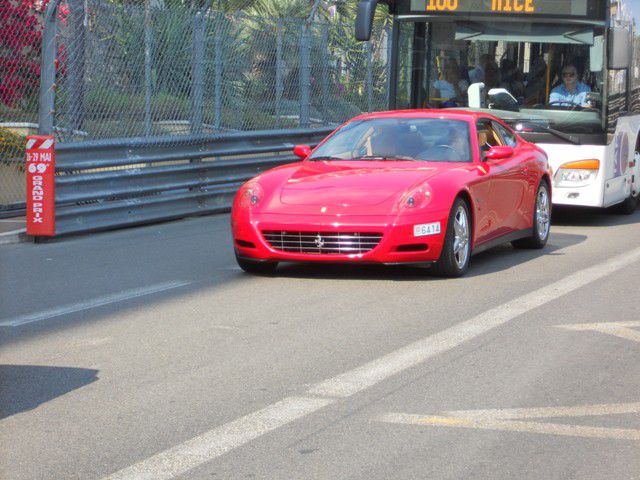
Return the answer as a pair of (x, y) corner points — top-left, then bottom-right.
(552, 205), (640, 227)
(0, 364), (99, 419)
(270, 231), (586, 281)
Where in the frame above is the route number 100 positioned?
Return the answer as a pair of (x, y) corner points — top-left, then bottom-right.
(426, 0), (459, 11)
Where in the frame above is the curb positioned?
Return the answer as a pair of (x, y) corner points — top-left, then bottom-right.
(0, 229), (31, 246)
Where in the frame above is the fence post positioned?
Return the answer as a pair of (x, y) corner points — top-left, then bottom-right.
(214, 14), (223, 131)
(299, 23), (311, 128)
(385, 23), (392, 109)
(320, 24), (329, 125)
(192, 11), (205, 134)
(66, 0), (85, 135)
(143, 0), (153, 136)
(38, 0), (63, 136)
(366, 40), (373, 113)
(275, 20), (283, 127)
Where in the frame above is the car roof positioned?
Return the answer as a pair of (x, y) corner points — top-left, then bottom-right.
(350, 109), (494, 123)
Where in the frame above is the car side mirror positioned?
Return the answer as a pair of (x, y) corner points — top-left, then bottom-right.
(293, 144), (311, 159)
(484, 146), (514, 160)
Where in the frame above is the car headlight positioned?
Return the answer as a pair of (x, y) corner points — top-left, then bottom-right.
(397, 185), (433, 212)
(237, 181), (264, 209)
(554, 159), (599, 188)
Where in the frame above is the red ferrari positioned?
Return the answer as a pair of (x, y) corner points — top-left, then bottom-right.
(231, 110), (551, 277)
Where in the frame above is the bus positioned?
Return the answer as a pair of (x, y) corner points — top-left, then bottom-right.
(355, 0), (640, 213)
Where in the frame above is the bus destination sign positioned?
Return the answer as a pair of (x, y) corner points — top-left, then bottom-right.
(408, 0), (589, 16)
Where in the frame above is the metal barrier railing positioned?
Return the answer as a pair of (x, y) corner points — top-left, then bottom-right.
(53, 127), (333, 236)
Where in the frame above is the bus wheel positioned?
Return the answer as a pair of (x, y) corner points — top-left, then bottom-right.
(618, 190), (639, 215)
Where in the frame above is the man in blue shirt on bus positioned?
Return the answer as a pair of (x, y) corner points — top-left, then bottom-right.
(549, 64), (591, 106)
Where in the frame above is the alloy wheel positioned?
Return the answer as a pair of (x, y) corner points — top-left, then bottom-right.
(536, 186), (551, 240)
(452, 205), (470, 268)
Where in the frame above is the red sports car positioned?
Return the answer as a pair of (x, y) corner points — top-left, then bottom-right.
(231, 110), (551, 277)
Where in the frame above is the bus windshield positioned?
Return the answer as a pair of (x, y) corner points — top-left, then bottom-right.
(394, 20), (606, 134)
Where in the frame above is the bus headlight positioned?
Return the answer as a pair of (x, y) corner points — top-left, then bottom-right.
(554, 159), (599, 188)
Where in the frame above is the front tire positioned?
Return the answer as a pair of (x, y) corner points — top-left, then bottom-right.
(512, 181), (551, 249)
(618, 191), (639, 215)
(431, 198), (471, 277)
(617, 150), (639, 214)
(235, 255), (278, 275)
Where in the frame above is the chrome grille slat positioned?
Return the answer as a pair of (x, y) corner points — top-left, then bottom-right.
(262, 231), (383, 255)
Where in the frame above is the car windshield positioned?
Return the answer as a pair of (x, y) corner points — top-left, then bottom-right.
(310, 118), (472, 163)
(394, 21), (606, 135)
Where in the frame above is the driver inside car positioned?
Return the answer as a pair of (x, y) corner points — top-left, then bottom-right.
(548, 64), (591, 107)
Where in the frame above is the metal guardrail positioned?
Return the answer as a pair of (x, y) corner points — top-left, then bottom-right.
(53, 127), (334, 236)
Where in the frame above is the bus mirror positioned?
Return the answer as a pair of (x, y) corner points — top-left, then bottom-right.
(487, 88), (519, 112)
(355, 0), (380, 41)
(468, 83), (486, 109)
(589, 35), (604, 73)
(608, 27), (631, 70)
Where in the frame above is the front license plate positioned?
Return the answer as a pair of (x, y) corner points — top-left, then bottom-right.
(414, 222), (441, 237)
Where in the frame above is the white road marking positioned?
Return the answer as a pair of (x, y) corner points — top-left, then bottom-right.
(0, 281), (190, 327)
(103, 396), (333, 480)
(556, 321), (640, 343)
(377, 402), (640, 441)
(102, 246), (640, 479)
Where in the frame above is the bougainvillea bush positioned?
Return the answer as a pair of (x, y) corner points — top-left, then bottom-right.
(0, 0), (67, 109)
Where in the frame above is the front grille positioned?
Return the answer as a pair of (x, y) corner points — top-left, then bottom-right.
(262, 230), (383, 255)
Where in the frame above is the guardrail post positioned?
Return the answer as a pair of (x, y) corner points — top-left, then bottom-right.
(214, 13), (223, 131)
(143, 0), (153, 136)
(299, 23), (311, 128)
(39, 0), (63, 135)
(66, 0), (85, 135)
(320, 24), (329, 125)
(366, 40), (373, 113)
(275, 20), (283, 127)
(192, 11), (205, 134)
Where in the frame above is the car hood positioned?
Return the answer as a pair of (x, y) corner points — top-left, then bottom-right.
(264, 161), (443, 215)
(280, 162), (440, 205)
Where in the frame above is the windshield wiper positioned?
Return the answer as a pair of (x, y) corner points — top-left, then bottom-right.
(512, 120), (581, 145)
(358, 155), (417, 161)
(309, 156), (345, 161)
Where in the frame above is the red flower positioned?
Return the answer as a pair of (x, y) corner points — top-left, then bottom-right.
(0, 0), (67, 107)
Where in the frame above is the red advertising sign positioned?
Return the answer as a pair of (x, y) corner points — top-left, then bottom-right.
(26, 135), (55, 236)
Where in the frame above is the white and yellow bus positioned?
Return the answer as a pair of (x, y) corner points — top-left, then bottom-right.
(356, 0), (640, 213)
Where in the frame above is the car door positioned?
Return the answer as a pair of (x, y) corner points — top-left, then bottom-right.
(477, 119), (527, 240)
(467, 122), (498, 246)
(492, 121), (534, 230)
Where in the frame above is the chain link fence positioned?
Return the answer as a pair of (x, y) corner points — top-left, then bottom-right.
(0, 0), (48, 213)
(1, 0), (392, 213)
(51, 0), (392, 141)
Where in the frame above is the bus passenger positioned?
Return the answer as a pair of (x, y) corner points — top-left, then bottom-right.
(500, 59), (525, 99)
(549, 64), (591, 106)
(433, 59), (469, 102)
(469, 54), (492, 84)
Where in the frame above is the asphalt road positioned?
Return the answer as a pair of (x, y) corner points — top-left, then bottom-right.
(1, 207), (640, 479)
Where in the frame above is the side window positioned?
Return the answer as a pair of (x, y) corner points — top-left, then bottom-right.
(492, 122), (518, 148)
(476, 120), (503, 155)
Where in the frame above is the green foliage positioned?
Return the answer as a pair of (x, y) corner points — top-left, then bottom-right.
(0, 127), (26, 159)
